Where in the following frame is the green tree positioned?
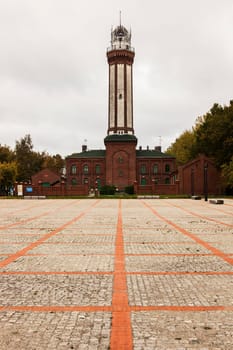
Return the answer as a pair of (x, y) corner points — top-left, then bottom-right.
(15, 134), (44, 181)
(0, 144), (15, 163)
(42, 153), (65, 173)
(0, 162), (17, 195)
(166, 130), (196, 165)
(221, 156), (233, 193)
(194, 101), (233, 167)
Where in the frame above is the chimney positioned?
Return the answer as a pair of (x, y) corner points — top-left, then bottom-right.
(82, 144), (87, 152)
(147, 145), (149, 150)
(155, 146), (162, 152)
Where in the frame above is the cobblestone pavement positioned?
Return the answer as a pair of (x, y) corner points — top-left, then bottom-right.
(0, 198), (233, 349)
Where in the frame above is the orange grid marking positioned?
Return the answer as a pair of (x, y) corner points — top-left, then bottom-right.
(0, 200), (100, 269)
(142, 201), (233, 266)
(166, 200), (233, 227)
(110, 200), (133, 350)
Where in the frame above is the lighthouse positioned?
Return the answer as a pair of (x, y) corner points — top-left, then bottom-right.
(105, 22), (137, 189)
(106, 23), (135, 135)
(65, 20), (176, 196)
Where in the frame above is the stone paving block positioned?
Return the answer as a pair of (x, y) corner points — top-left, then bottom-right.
(32, 243), (115, 255)
(0, 311), (111, 350)
(0, 275), (113, 306)
(124, 233), (192, 243)
(46, 234), (115, 244)
(0, 244), (29, 254)
(125, 255), (233, 272)
(0, 233), (42, 243)
(3, 255), (114, 272)
(124, 242), (210, 255)
(131, 311), (233, 350)
(127, 274), (233, 306)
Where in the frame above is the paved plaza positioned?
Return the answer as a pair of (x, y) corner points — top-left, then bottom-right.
(0, 198), (233, 349)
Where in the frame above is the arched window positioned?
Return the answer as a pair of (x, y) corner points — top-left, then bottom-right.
(153, 164), (158, 174)
(165, 164), (170, 173)
(71, 164), (77, 175)
(83, 164), (89, 174)
(140, 165), (147, 175)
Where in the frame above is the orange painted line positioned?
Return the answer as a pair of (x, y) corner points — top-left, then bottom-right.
(0, 200), (100, 269)
(110, 200), (133, 350)
(0, 305), (111, 312)
(143, 201), (233, 266)
(166, 201), (233, 227)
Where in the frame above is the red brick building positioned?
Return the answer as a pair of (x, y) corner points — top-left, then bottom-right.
(177, 154), (222, 196)
(65, 23), (177, 195)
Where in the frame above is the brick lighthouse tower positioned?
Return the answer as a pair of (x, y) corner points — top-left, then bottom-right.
(104, 21), (137, 190)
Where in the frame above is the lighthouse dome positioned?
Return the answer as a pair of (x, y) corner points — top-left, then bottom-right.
(111, 25), (131, 50)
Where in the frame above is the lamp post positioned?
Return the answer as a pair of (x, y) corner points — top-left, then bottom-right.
(204, 163), (208, 201)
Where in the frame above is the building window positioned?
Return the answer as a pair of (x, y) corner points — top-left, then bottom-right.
(165, 177), (170, 184)
(118, 157), (123, 163)
(84, 178), (88, 184)
(140, 177), (146, 186)
(71, 164), (77, 175)
(95, 164), (101, 174)
(140, 165), (147, 175)
(83, 164), (89, 174)
(165, 164), (170, 173)
(153, 164), (158, 174)
(118, 170), (123, 177)
(71, 178), (77, 185)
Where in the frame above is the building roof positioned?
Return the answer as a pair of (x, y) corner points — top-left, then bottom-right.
(66, 148), (174, 160)
(136, 149), (175, 158)
(104, 134), (138, 143)
(66, 150), (106, 159)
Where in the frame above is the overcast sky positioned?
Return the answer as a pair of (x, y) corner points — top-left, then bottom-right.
(0, 0), (233, 157)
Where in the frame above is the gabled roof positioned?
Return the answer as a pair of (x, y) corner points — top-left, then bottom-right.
(66, 150), (106, 159)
